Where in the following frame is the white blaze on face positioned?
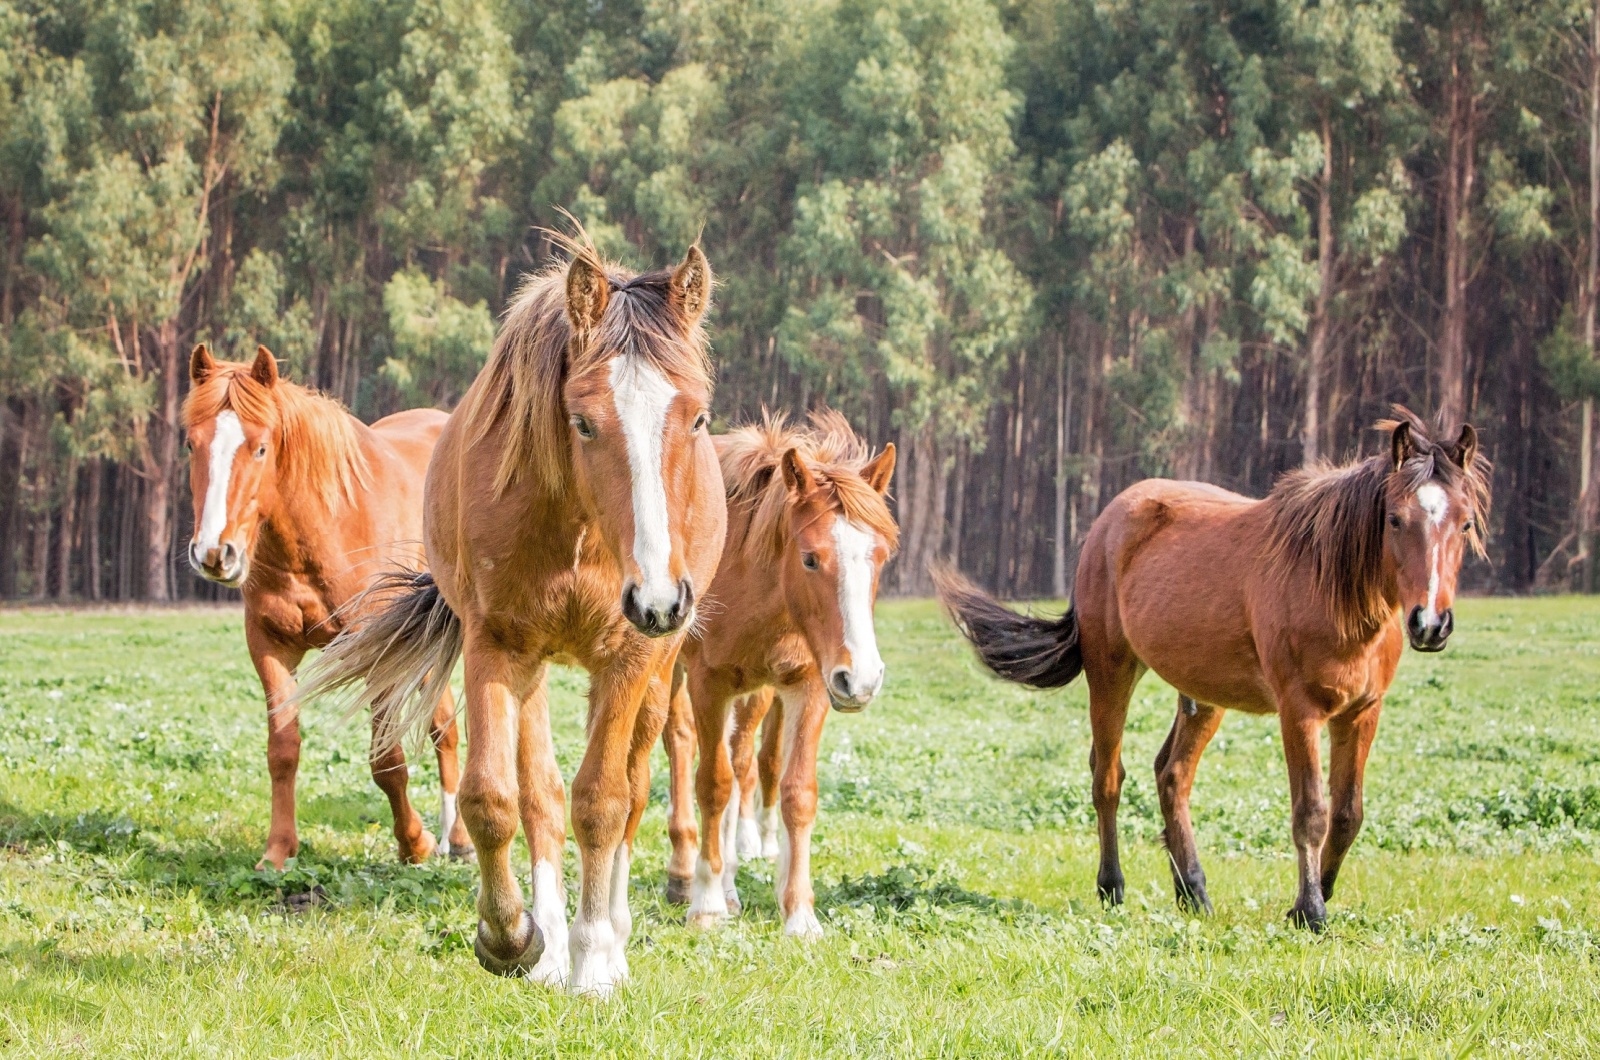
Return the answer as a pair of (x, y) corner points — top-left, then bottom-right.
(608, 356), (679, 611)
(197, 410), (246, 555)
(1416, 482), (1449, 624)
(832, 519), (884, 698)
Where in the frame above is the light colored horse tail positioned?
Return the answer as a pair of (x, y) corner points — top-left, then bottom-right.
(932, 563), (1083, 689)
(296, 568), (463, 756)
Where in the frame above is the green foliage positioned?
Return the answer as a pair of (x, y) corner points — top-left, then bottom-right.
(380, 267), (493, 406)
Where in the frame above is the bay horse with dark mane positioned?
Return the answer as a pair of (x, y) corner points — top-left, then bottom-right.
(183, 344), (471, 869)
(298, 239), (724, 996)
(658, 411), (897, 936)
(937, 409), (1490, 929)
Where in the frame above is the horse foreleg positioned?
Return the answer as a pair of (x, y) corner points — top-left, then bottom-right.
(755, 693), (783, 858)
(1085, 656), (1139, 905)
(370, 725), (435, 864)
(731, 688), (774, 860)
(459, 633), (543, 978)
(1155, 697), (1223, 914)
(429, 685), (474, 859)
(775, 681), (829, 939)
(661, 666), (698, 904)
(515, 668), (569, 987)
(248, 634), (305, 870)
(1279, 706), (1331, 931)
(688, 669), (736, 927)
(1321, 702), (1381, 903)
(567, 660), (653, 998)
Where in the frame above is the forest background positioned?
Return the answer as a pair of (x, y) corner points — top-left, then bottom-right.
(5, 0), (1600, 602)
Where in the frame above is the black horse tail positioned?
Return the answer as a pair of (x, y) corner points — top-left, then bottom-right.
(931, 563), (1083, 689)
(295, 568), (463, 756)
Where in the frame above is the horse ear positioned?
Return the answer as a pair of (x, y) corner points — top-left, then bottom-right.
(862, 442), (896, 495)
(565, 255), (609, 335)
(671, 244), (712, 326)
(1390, 420), (1414, 470)
(251, 345), (279, 388)
(1453, 423), (1479, 470)
(780, 447), (816, 496)
(189, 343), (216, 384)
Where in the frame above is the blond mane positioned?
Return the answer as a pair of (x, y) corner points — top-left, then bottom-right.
(455, 235), (714, 496)
(181, 362), (372, 510)
(719, 409), (899, 560)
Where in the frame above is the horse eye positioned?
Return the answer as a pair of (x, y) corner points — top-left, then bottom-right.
(1463, 519), (1474, 534)
(1387, 513), (1402, 530)
(802, 552), (819, 571)
(570, 415), (596, 440)
(254, 445), (267, 459)
(693, 412), (709, 433)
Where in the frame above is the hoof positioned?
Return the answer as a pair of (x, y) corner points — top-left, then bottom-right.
(725, 890), (743, 916)
(686, 911), (726, 931)
(446, 841), (477, 863)
(1096, 879), (1125, 906)
(474, 911), (544, 977)
(398, 830), (437, 865)
(1286, 904), (1328, 933)
(1174, 878), (1213, 915)
(782, 907), (824, 940)
(665, 874), (692, 905)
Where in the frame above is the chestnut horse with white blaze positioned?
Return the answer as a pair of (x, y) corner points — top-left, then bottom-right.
(298, 239), (724, 997)
(659, 412), (897, 937)
(937, 410), (1490, 930)
(183, 345), (470, 869)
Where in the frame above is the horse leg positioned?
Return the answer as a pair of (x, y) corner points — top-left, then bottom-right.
(661, 666), (698, 905)
(755, 692), (782, 858)
(1155, 697), (1223, 914)
(611, 658), (675, 980)
(515, 668), (570, 987)
(775, 680), (829, 939)
(247, 634), (305, 870)
(1279, 705), (1331, 931)
(1085, 654), (1140, 904)
(369, 724), (435, 864)
(429, 685), (474, 860)
(731, 689), (774, 860)
(688, 669), (736, 927)
(1321, 702), (1381, 903)
(567, 659), (654, 997)
(459, 630), (543, 977)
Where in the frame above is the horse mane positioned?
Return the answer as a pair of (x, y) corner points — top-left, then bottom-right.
(181, 362), (372, 510)
(456, 233), (714, 496)
(719, 408), (900, 561)
(1262, 406), (1492, 641)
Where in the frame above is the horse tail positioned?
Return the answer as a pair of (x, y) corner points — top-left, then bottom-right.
(296, 568), (463, 756)
(931, 563), (1083, 689)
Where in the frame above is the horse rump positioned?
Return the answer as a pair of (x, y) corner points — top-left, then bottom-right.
(931, 563), (1082, 689)
(295, 568), (463, 755)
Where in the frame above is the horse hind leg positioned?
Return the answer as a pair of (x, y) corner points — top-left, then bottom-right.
(661, 667), (698, 905)
(429, 684), (474, 860)
(1156, 696), (1223, 914)
(370, 719), (436, 864)
(1084, 648), (1140, 905)
(731, 689), (775, 860)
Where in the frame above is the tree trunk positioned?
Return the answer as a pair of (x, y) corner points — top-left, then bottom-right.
(144, 320), (182, 601)
(1581, 0), (1600, 590)
(85, 459), (102, 601)
(1303, 114), (1335, 465)
(54, 456), (79, 600)
(1437, 31), (1478, 429)
(1053, 335), (1072, 598)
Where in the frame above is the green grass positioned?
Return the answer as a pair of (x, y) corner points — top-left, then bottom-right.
(1, 598), (1599, 1057)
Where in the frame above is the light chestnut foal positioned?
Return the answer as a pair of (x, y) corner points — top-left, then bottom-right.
(183, 345), (470, 869)
(660, 412), (897, 937)
(939, 409), (1490, 929)
(300, 241), (725, 996)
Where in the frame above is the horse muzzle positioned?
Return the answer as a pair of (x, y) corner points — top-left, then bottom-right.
(189, 539), (247, 587)
(827, 664), (884, 713)
(1406, 605), (1453, 653)
(622, 576), (694, 638)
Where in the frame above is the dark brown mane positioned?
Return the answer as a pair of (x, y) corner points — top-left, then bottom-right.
(457, 235), (714, 495)
(181, 361), (372, 509)
(718, 409), (899, 560)
(1263, 408), (1492, 641)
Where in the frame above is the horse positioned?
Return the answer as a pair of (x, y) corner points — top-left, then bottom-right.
(659, 411), (897, 937)
(296, 239), (724, 997)
(182, 344), (471, 869)
(936, 409), (1490, 930)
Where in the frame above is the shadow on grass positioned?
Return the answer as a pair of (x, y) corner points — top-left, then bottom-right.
(0, 801), (475, 915)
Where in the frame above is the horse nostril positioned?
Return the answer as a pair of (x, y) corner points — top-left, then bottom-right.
(830, 668), (853, 700)
(1439, 608), (1454, 640)
(1406, 606), (1425, 637)
(221, 542), (238, 570)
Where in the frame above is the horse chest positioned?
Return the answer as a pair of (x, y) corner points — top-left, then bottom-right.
(249, 579), (338, 650)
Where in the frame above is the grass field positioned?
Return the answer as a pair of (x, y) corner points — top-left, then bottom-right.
(1, 598), (1599, 1057)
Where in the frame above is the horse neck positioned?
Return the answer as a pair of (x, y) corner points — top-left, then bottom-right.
(724, 503), (794, 631)
(256, 394), (375, 557)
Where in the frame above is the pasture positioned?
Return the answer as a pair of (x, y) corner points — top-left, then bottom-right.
(1, 598), (1598, 1057)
